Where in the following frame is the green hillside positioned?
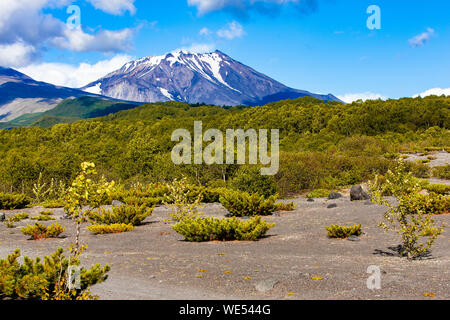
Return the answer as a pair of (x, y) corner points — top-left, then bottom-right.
(0, 96), (448, 196)
(0, 96), (140, 129)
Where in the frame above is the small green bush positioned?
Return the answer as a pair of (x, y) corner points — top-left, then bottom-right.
(0, 248), (109, 300)
(424, 184), (450, 195)
(0, 193), (32, 210)
(3, 213), (29, 228)
(432, 165), (450, 180)
(10, 213), (29, 222)
(88, 204), (152, 226)
(275, 202), (296, 211)
(172, 216), (275, 242)
(228, 167), (278, 198)
(219, 189), (277, 217)
(326, 224), (362, 238)
(41, 199), (65, 208)
(87, 223), (134, 234)
(31, 215), (55, 221)
(307, 189), (331, 199)
(400, 192), (449, 215)
(21, 222), (65, 240)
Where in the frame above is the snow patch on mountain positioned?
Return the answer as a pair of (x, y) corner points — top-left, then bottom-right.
(81, 50), (342, 106)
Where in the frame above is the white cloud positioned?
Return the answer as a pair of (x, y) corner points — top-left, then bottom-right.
(217, 21), (245, 40)
(179, 43), (216, 53)
(18, 54), (133, 88)
(86, 0), (136, 15)
(409, 28), (435, 48)
(337, 92), (386, 103)
(0, 42), (37, 68)
(413, 88), (450, 98)
(52, 26), (134, 52)
(0, 0), (135, 68)
(199, 27), (211, 36)
(188, 0), (316, 15)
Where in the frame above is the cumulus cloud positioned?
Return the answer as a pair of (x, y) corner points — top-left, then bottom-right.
(188, 0), (319, 17)
(409, 28), (435, 48)
(0, 42), (38, 68)
(217, 21), (245, 39)
(337, 92), (386, 103)
(199, 27), (212, 36)
(52, 27), (134, 52)
(18, 54), (133, 88)
(86, 0), (136, 15)
(413, 88), (450, 98)
(0, 0), (135, 68)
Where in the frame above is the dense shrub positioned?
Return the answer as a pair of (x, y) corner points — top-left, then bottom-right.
(432, 165), (450, 179)
(424, 184), (450, 195)
(275, 202), (296, 211)
(326, 224), (362, 238)
(21, 222), (65, 240)
(0, 193), (32, 210)
(87, 223), (134, 234)
(0, 248), (109, 300)
(399, 192), (449, 215)
(88, 204), (152, 226)
(172, 216), (275, 242)
(306, 189), (331, 198)
(229, 167), (278, 198)
(40, 199), (66, 208)
(10, 213), (29, 222)
(219, 189), (277, 217)
(31, 215), (55, 221)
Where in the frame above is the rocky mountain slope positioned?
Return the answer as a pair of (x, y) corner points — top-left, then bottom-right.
(83, 50), (342, 106)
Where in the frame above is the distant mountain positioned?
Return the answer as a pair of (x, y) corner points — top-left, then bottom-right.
(82, 50), (342, 106)
(0, 96), (140, 129)
(0, 67), (102, 122)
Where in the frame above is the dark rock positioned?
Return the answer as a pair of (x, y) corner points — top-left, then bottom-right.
(347, 235), (361, 242)
(307, 198), (314, 202)
(0, 212), (5, 222)
(350, 185), (370, 201)
(112, 200), (125, 207)
(255, 279), (278, 292)
(327, 203), (338, 209)
(328, 192), (342, 200)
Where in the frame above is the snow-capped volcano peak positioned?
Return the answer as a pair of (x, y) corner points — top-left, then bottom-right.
(82, 50), (341, 106)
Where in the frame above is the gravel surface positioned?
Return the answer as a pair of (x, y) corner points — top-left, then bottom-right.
(1, 197), (449, 300)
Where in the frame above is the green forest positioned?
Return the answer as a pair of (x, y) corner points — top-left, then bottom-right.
(0, 95), (448, 197)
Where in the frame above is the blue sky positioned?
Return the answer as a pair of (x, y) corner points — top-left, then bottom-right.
(2, 0), (449, 102)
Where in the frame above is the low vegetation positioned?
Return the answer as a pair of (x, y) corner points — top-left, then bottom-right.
(21, 222), (65, 240)
(370, 161), (446, 259)
(326, 224), (362, 238)
(307, 189), (331, 199)
(432, 165), (450, 180)
(275, 202), (296, 212)
(0, 193), (31, 210)
(172, 216), (275, 242)
(87, 223), (135, 235)
(88, 204), (152, 226)
(0, 248), (109, 300)
(219, 189), (278, 217)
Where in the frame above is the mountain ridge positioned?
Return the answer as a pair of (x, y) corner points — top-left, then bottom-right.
(83, 50), (342, 106)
